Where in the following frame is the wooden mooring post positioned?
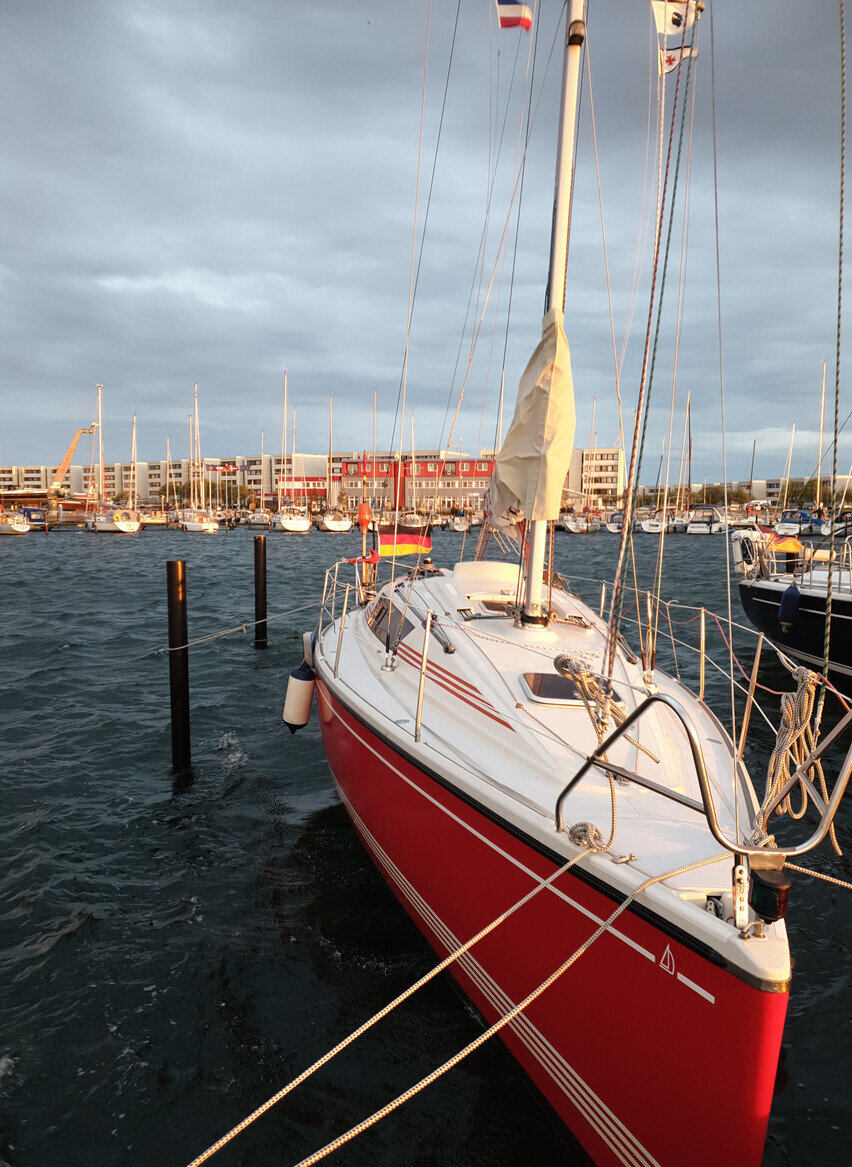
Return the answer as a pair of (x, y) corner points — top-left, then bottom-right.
(254, 535), (268, 649)
(166, 559), (191, 774)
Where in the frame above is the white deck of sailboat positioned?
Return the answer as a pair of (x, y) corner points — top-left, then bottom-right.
(746, 563), (852, 597)
(317, 558), (789, 986)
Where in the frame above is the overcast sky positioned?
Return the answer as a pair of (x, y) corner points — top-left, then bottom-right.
(0, 1), (846, 484)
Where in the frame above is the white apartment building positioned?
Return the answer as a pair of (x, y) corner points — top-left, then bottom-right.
(565, 447), (625, 506)
(0, 445), (627, 509)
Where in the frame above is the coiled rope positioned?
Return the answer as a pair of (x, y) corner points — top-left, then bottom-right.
(759, 666), (841, 856)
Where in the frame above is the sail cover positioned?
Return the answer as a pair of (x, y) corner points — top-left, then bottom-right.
(489, 308), (575, 521)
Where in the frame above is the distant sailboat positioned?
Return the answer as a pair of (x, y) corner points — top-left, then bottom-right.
(180, 385), (219, 533)
(317, 396), (352, 532)
(87, 386), (141, 534)
(273, 380), (311, 534)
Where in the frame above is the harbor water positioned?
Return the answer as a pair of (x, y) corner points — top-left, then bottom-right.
(1, 527), (850, 1166)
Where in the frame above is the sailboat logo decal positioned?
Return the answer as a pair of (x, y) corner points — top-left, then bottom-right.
(660, 945), (676, 975)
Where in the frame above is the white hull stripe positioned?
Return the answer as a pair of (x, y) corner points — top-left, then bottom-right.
(336, 784), (660, 1167)
(319, 683), (719, 1008)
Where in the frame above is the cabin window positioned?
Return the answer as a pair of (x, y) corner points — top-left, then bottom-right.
(521, 672), (621, 705)
(367, 596), (415, 648)
(480, 599), (511, 613)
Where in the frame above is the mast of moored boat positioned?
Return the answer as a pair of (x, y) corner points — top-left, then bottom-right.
(817, 359), (827, 512)
(129, 412), (138, 511)
(410, 410), (416, 516)
(193, 383), (205, 513)
(96, 384), (105, 508)
(523, 1), (585, 622)
(780, 421), (796, 511)
(283, 378), (290, 515)
(327, 396), (333, 511)
(259, 426), (265, 512)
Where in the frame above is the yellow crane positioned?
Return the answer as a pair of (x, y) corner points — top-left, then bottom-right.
(47, 424), (97, 516)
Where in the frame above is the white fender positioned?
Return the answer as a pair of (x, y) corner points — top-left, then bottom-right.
(283, 660), (316, 734)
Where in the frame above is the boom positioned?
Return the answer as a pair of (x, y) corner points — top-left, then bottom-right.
(48, 424), (97, 499)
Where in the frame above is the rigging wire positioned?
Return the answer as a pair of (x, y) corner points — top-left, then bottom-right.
(491, 1), (545, 456)
(386, 0), (457, 464)
(708, 1), (741, 838)
(602, 18), (693, 689)
(583, 18), (626, 451)
(650, 72), (697, 667)
(817, 0), (847, 727)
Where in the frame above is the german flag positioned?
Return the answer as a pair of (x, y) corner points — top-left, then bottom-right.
(377, 520), (432, 558)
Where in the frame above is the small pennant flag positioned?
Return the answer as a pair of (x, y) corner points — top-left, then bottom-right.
(377, 521), (432, 558)
(651, 1), (698, 37)
(496, 1), (533, 32)
(659, 44), (698, 74)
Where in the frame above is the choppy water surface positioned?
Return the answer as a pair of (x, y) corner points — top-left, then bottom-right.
(0, 527), (850, 1167)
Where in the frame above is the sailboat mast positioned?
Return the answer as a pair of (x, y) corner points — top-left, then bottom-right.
(675, 390), (690, 513)
(130, 412), (137, 510)
(188, 414), (194, 509)
(328, 396), (333, 509)
(687, 397), (692, 508)
(781, 421), (796, 511)
(283, 369), (288, 510)
(817, 359), (827, 510)
(279, 379), (287, 514)
(96, 384), (104, 504)
(410, 410), (416, 515)
(748, 437), (756, 498)
(525, 0), (585, 622)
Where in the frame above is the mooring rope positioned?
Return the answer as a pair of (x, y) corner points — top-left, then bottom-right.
(184, 843), (596, 1167)
(784, 861), (852, 890)
(287, 852), (727, 1167)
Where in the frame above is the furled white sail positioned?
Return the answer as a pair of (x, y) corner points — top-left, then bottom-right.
(489, 307), (575, 521)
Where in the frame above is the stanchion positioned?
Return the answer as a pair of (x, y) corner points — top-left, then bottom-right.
(166, 559), (191, 774)
(254, 535), (268, 649)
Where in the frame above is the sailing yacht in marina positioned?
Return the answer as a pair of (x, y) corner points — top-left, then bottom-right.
(179, 385), (219, 533)
(317, 397), (353, 533)
(292, 6), (852, 1166)
(272, 391), (312, 533)
(86, 387), (141, 534)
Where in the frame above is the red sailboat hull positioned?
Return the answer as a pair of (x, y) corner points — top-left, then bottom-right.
(317, 678), (788, 1167)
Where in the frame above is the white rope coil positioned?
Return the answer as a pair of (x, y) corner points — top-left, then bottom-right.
(761, 667), (841, 855)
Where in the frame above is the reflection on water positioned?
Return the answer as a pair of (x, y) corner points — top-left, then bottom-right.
(0, 528), (848, 1166)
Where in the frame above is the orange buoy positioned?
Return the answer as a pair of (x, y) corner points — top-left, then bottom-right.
(357, 502), (372, 534)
